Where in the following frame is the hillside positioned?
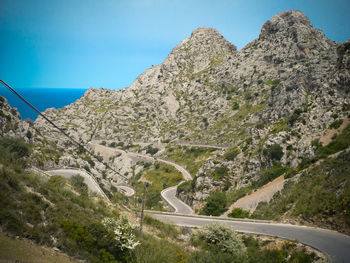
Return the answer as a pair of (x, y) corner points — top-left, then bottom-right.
(31, 10), (350, 218)
(0, 97), (324, 263)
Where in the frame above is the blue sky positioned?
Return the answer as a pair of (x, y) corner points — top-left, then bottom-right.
(1, 0), (349, 90)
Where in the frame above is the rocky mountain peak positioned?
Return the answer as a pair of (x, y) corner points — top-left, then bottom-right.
(259, 10), (311, 39)
(162, 27), (237, 75)
(189, 27), (224, 40)
(258, 10), (335, 52)
(245, 10), (336, 67)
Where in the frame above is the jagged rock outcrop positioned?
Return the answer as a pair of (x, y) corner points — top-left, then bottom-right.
(0, 96), (35, 142)
(33, 10), (350, 208)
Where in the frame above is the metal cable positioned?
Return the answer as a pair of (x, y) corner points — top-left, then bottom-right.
(0, 79), (127, 180)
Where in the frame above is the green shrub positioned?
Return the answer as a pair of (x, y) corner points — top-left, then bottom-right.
(0, 137), (31, 165)
(109, 142), (117, 148)
(177, 180), (192, 194)
(264, 79), (281, 86)
(228, 208), (250, 218)
(263, 144), (284, 161)
(212, 166), (229, 180)
(163, 146), (215, 176)
(193, 223), (245, 255)
(83, 164), (91, 172)
(224, 148), (240, 161)
(70, 174), (88, 194)
(232, 102), (239, 110)
(227, 186), (252, 205)
(288, 109), (302, 126)
(284, 168), (298, 179)
(329, 119), (343, 129)
(87, 159), (95, 167)
(146, 146), (159, 155)
(143, 215), (179, 239)
(187, 248), (242, 263)
(200, 191), (227, 216)
(254, 164), (287, 187)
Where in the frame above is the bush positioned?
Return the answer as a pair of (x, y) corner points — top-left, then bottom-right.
(0, 137), (32, 171)
(224, 148), (240, 161)
(254, 164), (287, 187)
(0, 137), (31, 160)
(193, 223), (245, 255)
(109, 142), (116, 148)
(212, 166), (229, 180)
(228, 208), (250, 218)
(177, 180), (192, 194)
(146, 146), (159, 155)
(200, 191), (227, 216)
(143, 215), (179, 239)
(263, 144), (284, 161)
(329, 119), (343, 129)
(48, 175), (65, 189)
(87, 159), (95, 167)
(70, 174), (88, 194)
(288, 109), (302, 126)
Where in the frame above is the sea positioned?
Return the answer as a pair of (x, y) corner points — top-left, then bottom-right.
(0, 87), (88, 121)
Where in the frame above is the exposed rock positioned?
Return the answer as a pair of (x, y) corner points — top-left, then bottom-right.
(0, 96), (35, 142)
(32, 10), (350, 209)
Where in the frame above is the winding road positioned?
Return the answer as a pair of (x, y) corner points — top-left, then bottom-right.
(89, 142), (193, 213)
(45, 142), (350, 262)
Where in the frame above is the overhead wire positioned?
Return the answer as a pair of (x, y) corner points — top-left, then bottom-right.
(0, 79), (127, 180)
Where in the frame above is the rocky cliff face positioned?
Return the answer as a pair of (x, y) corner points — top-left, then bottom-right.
(0, 96), (35, 141)
(33, 10), (350, 208)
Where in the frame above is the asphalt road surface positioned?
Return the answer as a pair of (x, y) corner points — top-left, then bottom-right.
(151, 213), (350, 263)
(161, 186), (193, 214)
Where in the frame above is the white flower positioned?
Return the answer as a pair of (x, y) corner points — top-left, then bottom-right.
(102, 217), (140, 250)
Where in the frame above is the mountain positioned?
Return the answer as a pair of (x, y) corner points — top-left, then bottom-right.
(33, 10), (350, 215)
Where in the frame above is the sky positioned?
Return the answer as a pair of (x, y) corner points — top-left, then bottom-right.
(0, 0), (349, 91)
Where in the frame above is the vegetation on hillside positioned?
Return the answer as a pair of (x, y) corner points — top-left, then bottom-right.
(0, 137), (142, 262)
(0, 136), (323, 262)
(252, 149), (350, 234)
(162, 145), (216, 176)
(129, 161), (183, 210)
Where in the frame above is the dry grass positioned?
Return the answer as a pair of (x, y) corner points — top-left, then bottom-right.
(0, 231), (79, 263)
